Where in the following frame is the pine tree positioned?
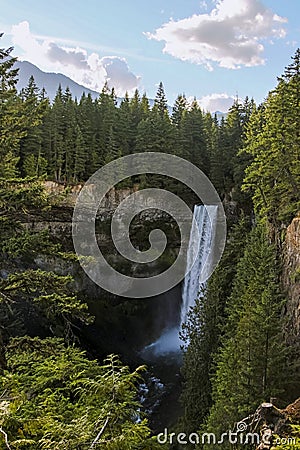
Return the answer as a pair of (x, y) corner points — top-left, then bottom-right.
(140, 92), (150, 118)
(78, 92), (99, 178)
(153, 81), (168, 117)
(116, 92), (131, 155)
(96, 82), (117, 165)
(127, 89), (144, 155)
(105, 126), (122, 163)
(242, 49), (300, 224)
(72, 125), (86, 182)
(180, 99), (209, 173)
(0, 36), (43, 178)
(171, 94), (188, 158)
(204, 224), (290, 443)
(62, 87), (77, 181)
(0, 34), (18, 97)
(19, 76), (48, 177)
(46, 85), (65, 181)
(172, 94), (188, 128)
(206, 113), (224, 195)
(179, 217), (251, 439)
(136, 109), (172, 154)
(221, 100), (243, 193)
(0, 340), (164, 449)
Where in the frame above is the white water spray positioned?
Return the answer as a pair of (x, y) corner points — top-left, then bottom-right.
(180, 205), (218, 327)
(142, 205), (218, 356)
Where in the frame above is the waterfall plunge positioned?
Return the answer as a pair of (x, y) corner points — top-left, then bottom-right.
(180, 205), (218, 327)
(143, 205), (218, 357)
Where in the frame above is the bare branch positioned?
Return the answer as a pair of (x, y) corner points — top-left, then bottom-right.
(0, 426), (12, 450)
(89, 416), (110, 449)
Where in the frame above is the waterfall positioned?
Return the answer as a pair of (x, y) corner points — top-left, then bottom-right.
(180, 204), (218, 327)
(141, 204), (218, 357)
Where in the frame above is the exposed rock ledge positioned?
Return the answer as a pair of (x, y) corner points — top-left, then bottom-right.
(282, 215), (300, 344)
(44, 180), (140, 209)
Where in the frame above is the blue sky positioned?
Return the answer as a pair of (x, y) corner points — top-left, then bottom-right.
(1, 0), (300, 111)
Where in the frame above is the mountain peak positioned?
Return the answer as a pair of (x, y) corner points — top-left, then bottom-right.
(16, 60), (100, 101)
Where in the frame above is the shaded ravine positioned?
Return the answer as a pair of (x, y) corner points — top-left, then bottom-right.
(139, 205), (218, 432)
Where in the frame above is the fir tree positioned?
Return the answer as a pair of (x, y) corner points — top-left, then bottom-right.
(179, 217), (251, 439)
(204, 224), (291, 445)
(0, 340), (163, 449)
(153, 81), (168, 117)
(19, 76), (48, 177)
(0, 36), (44, 178)
(180, 99), (209, 173)
(242, 49), (300, 224)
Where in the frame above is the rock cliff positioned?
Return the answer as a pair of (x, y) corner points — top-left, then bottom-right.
(282, 215), (300, 345)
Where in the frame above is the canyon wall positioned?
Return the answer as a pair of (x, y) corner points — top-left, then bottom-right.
(282, 215), (300, 345)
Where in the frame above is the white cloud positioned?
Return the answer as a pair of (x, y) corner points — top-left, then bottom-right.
(146, 0), (287, 69)
(197, 93), (235, 111)
(10, 21), (140, 96)
(199, 1), (208, 10)
(101, 57), (141, 92)
(47, 43), (89, 70)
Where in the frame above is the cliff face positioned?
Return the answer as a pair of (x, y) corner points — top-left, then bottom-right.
(20, 184), (182, 354)
(282, 216), (300, 344)
(26, 183), (181, 259)
(44, 181), (140, 209)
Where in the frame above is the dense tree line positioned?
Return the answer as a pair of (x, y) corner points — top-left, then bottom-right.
(2, 46), (257, 209)
(242, 49), (300, 226)
(1, 33), (300, 449)
(178, 51), (300, 449)
(0, 38), (166, 449)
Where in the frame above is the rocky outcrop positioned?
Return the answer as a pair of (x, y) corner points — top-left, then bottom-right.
(22, 182), (182, 296)
(257, 398), (300, 448)
(282, 215), (300, 345)
(16, 184), (183, 355)
(44, 180), (140, 209)
(236, 399), (300, 449)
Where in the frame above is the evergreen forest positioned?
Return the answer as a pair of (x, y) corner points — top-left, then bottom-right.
(0, 34), (300, 449)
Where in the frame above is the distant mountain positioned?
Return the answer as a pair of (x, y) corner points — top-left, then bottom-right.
(15, 61), (227, 117)
(15, 61), (161, 109)
(15, 60), (100, 101)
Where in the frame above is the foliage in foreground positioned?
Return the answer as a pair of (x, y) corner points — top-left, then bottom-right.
(274, 426), (300, 449)
(0, 337), (162, 450)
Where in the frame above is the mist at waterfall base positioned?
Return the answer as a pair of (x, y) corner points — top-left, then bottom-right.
(142, 205), (217, 359)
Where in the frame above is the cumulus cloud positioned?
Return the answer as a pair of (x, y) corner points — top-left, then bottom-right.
(102, 57), (141, 92)
(197, 93), (235, 111)
(146, 0), (287, 69)
(47, 43), (89, 69)
(11, 21), (140, 96)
